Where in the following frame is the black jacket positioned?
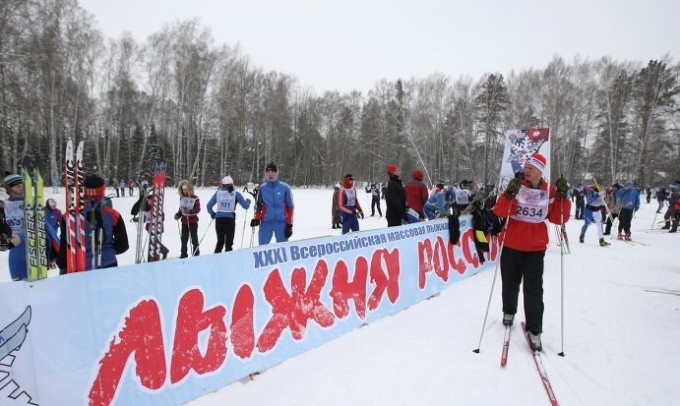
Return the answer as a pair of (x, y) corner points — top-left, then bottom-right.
(385, 174), (407, 225)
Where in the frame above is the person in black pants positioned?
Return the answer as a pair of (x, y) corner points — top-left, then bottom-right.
(207, 176), (251, 252)
(174, 179), (201, 258)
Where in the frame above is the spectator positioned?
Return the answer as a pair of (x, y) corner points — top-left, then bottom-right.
(424, 182), (451, 220)
(250, 163), (294, 245)
(385, 165), (407, 227)
(404, 170), (428, 220)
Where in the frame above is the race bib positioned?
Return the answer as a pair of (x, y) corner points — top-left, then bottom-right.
(511, 187), (549, 223)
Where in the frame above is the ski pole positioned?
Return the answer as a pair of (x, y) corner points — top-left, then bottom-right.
(192, 218), (214, 257)
(240, 206), (250, 249)
(473, 207), (511, 353)
(249, 226), (256, 248)
(558, 200), (565, 357)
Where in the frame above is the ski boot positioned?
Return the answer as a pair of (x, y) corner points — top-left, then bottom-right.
(528, 331), (542, 352)
(503, 313), (514, 326)
(625, 234), (632, 241)
(579, 234), (584, 243)
(617, 233), (624, 240)
(599, 238), (611, 247)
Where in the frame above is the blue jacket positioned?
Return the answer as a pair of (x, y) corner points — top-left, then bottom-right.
(255, 179), (294, 224)
(616, 187), (640, 211)
(207, 186), (251, 219)
(425, 190), (451, 213)
(584, 188), (604, 207)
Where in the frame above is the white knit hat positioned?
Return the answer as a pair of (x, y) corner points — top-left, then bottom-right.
(221, 176), (234, 185)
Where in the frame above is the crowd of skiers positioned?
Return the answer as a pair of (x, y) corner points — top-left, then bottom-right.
(570, 179), (680, 245)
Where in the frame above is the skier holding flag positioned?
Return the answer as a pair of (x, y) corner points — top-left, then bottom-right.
(492, 153), (571, 351)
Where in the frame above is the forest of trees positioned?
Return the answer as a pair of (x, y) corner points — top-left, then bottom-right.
(1, 0), (679, 188)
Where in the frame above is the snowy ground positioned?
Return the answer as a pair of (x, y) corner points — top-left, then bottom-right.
(2, 186), (679, 405)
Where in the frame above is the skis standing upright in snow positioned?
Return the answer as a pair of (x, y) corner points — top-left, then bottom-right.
(134, 183), (150, 264)
(22, 156), (48, 281)
(65, 140), (86, 273)
(147, 163), (167, 262)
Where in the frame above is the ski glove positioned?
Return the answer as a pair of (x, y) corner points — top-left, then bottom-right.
(211, 213), (216, 219)
(504, 177), (522, 199)
(285, 224), (293, 238)
(250, 218), (260, 227)
(356, 210), (364, 219)
(555, 177), (569, 199)
(174, 213), (181, 220)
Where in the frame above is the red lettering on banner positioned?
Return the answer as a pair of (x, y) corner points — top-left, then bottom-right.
(447, 237), (467, 275)
(368, 248), (400, 310)
(89, 300), (166, 406)
(417, 239), (434, 288)
(461, 229), (480, 268)
(231, 284), (256, 358)
(330, 257), (368, 319)
(257, 265), (335, 352)
(170, 289), (228, 383)
(432, 236), (450, 281)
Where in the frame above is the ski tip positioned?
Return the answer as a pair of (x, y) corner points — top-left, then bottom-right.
(558, 352), (565, 357)
(473, 349), (480, 354)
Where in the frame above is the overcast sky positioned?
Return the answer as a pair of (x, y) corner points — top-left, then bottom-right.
(79, 0), (680, 94)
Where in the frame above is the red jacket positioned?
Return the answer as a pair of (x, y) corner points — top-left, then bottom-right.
(404, 180), (428, 214)
(493, 179), (571, 252)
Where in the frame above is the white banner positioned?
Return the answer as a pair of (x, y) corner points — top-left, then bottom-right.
(0, 218), (497, 405)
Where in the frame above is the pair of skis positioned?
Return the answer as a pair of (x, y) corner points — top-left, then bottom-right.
(22, 157), (48, 281)
(65, 140), (87, 273)
(501, 322), (559, 406)
(146, 163), (167, 262)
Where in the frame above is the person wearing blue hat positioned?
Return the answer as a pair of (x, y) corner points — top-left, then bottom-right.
(615, 180), (640, 240)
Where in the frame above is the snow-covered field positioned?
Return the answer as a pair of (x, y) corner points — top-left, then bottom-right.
(2, 186), (678, 405)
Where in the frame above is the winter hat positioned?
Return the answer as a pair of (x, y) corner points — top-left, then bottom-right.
(83, 174), (106, 200)
(265, 162), (277, 173)
(624, 180), (634, 189)
(386, 164), (399, 174)
(612, 183), (621, 190)
(342, 173), (354, 188)
(412, 170), (424, 181)
(3, 173), (22, 188)
(524, 153), (547, 173)
(221, 175), (234, 185)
